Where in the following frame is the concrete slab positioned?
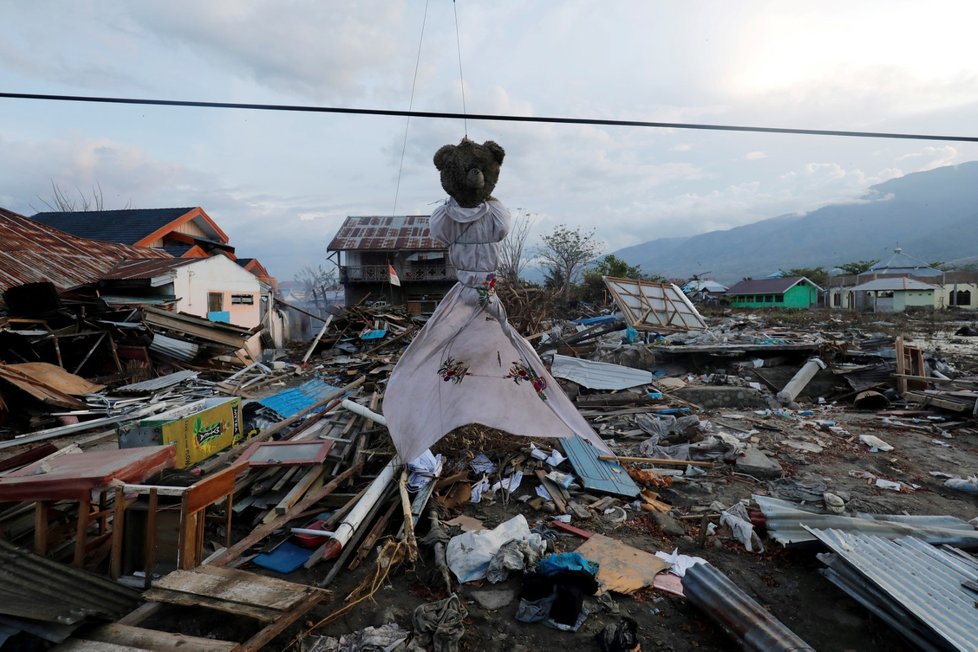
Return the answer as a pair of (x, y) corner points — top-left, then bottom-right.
(735, 446), (783, 479)
(673, 386), (769, 409)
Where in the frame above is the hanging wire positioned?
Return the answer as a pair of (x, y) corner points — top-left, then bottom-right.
(452, 0), (468, 137)
(392, 0), (430, 216)
(1, 92), (976, 143)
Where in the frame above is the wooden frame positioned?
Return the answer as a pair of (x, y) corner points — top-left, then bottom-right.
(603, 276), (706, 332)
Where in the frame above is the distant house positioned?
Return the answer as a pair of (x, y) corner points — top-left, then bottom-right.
(725, 276), (821, 309)
(681, 279), (728, 302)
(848, 277), (938, 313)
(101, 255), (264, 329)
(327, 215), (455, 312)
(32, 207), (235, 258)
(827, 247), (977, 310)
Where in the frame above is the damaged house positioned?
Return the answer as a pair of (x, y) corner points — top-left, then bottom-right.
(327, 215), (455, 313)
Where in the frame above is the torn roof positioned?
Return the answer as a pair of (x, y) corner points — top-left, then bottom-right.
(327, 215), (443, 252)
(101, 257), (198, 281)
(0, 207), (172, 293)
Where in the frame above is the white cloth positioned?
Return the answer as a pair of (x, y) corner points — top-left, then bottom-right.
(384, 197), (611, 462)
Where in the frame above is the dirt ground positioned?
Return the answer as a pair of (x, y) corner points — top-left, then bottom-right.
(205, 309), (978, 651)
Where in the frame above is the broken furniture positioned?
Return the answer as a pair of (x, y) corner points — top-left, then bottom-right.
(0, 445), (175, 568)
(117, 461), (246, 583)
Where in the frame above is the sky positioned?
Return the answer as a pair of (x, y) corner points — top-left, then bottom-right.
(1, 0), (977, 283)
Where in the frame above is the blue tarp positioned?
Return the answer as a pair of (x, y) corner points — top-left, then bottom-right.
(573, 315), (619, 326)
(257, 378), (342, 420)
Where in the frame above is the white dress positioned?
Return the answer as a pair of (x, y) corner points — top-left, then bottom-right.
(383, 197), (612, 462)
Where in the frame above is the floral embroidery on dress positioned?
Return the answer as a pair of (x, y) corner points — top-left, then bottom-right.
(506, 361), (548, 401)
(438, 357), (469, 384)
(477, 273), (498, 307)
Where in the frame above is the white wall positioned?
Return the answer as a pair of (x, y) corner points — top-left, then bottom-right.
(171, 256), (262, 328)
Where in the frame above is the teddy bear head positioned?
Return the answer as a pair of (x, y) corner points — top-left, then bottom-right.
(433, 138), (506, 208)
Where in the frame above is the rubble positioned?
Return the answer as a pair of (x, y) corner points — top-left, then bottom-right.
(1, 285), (978, 651)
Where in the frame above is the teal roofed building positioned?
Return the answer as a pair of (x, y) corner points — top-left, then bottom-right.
(725, 276), (822, 309)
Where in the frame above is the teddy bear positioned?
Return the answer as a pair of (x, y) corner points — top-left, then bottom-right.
(433, 138), (506, 208)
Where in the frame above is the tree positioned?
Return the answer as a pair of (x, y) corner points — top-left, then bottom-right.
(294, 265), (338, 314)
(838, 260), (878, 275)
(31, 180), (133, 213)
(786, 266), (828, 287)
(581, 254), (650, 303)
(537, 225), (603, 301)
(498, 209), (535, 282)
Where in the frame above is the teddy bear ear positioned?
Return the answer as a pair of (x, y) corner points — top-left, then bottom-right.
(433, 144), (455, 170)
(483, 141), (505, 164)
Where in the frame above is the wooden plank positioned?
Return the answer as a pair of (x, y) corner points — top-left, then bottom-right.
(142, 588), (279, 623)
(598, 455), (714, 468)
(156, 565), (321, 611)
(183, 463), (242, 515)
(236, 590), (323, 652)
(53, 639), (152, 651)
(895, 335), (907, 394)
(144, 489), (158, 590)
(79, 624), (236, 652)
(275, 467), (323, 515)
(73, 500), (91, 567)
(301, 314), (333, 364)
(534, 469), (568, 512)
(110, 487), (125, 579)
(209, 462), (362, 567)
(560, 436), (640, 498)
(34, 501), (49, 556)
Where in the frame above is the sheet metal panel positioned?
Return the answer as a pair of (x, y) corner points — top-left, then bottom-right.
(560, 435), (639, 497)
(809, 528), (978, 652)
(551, 354), (655, 390)
(754, 495), (978, 547)
(683, 562), (814, 651)
(257, 378), (342, 420)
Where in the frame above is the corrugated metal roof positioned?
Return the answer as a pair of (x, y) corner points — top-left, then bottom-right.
(0, 539), (140, 626)
(850, 277), (939, 292)
(754, 495), (978, 547)
(32, 207), (196, 245)
(810, 528), (978, 652)
(869, 247), (943, 277)
(682, 562), (815, 651)
(327, 215), (443, 252)
(726, 276), (820, 295)
(0, 207), (171, 293)
(101, 257), (196, 280)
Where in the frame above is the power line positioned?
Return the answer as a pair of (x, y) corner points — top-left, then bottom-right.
(1, 91), (976, 143)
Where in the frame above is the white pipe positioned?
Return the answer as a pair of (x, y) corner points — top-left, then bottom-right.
(290, 528), (340, 538)
(776, 357), (826, 405)
(341, 398), (387, 426)
(318, 457), (400, 560)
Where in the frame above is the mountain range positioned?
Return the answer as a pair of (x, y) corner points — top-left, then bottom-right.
(613, 161), (978, 284)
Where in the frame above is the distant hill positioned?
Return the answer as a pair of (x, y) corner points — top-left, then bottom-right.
(614, 161), (978, 283)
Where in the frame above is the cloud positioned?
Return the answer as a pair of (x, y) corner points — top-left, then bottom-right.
(745, 151), (767, 160)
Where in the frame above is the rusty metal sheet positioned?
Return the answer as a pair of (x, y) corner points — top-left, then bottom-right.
(0, 207), (171, 293)
(327, 215), (443, 252)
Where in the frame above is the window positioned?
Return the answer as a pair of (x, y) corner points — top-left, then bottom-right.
(956, 290), (972, 306)
(833, 293), (841, 307)
(775, 295), (784, 303)
(231, 294), (255, 305)
(207, 292), (224, 312)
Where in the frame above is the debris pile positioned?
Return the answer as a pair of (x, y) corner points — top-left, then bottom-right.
(1, 286), (977, 651)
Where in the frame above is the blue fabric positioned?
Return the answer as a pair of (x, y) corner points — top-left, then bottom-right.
(536, 552), (598, 577)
